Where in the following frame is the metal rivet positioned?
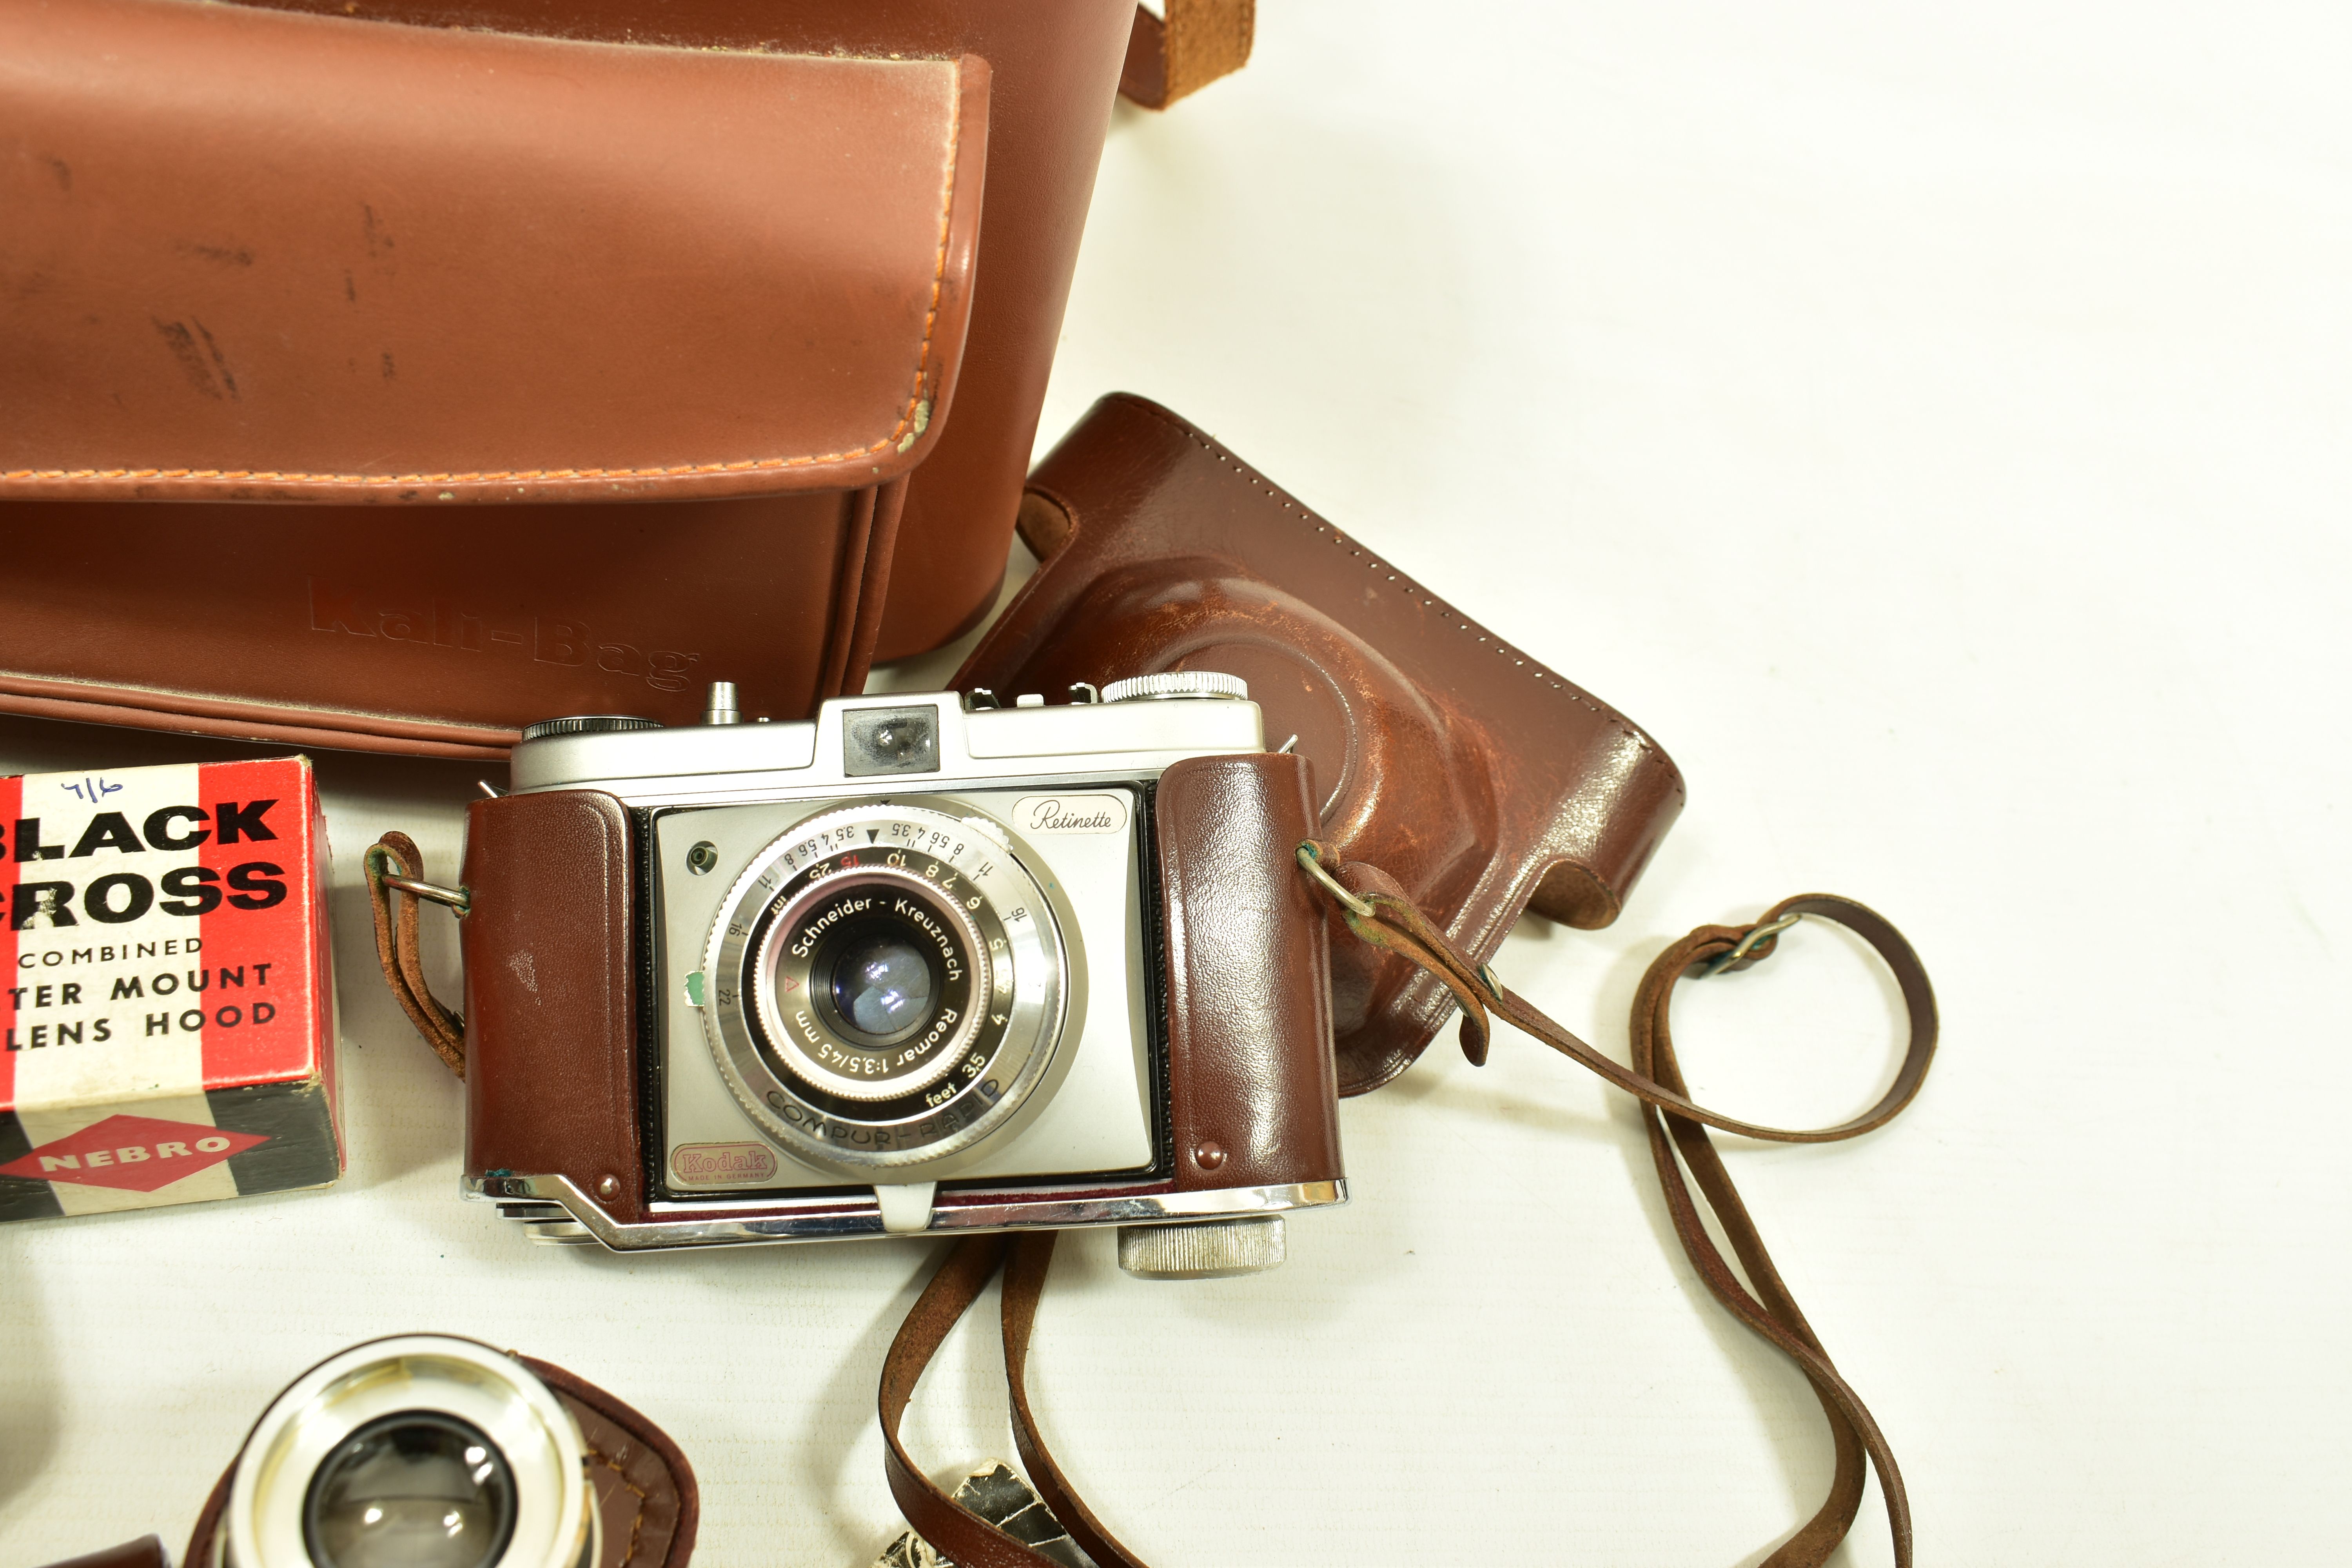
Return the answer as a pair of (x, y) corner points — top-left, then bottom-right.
(596, 1175), (620, 1200)
(1194, 1143), (1227, 1171)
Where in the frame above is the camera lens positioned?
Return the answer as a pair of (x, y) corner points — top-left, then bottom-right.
(302, 1410), (517, 1568)
(710, 799), (1078, 1167)
(227, 1337), (593, 1568)
(746, 857), (994, 1107)
(827, 929), (935, 1037)
(799, 898), (955, 1057)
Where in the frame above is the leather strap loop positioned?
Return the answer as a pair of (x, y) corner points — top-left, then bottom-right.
(877, 866), (1935, 1568)
(1001, 1233), (1151, 1568)
(875, 863), (1935, 1567)
(882, 1234), (1149, 1568)
(1120, 0), (1255, 110)
(1631, 911), (1914, 1568)
(1304, 844), (1938, 1146)
(364, 832), (466, 1078)
(1298, 843), (1933, 1567)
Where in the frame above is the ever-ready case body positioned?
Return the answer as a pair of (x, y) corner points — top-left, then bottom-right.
(957, 394), (1688, 1093)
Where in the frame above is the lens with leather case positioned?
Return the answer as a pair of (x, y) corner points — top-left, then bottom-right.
(34, 1335), (695, 1568)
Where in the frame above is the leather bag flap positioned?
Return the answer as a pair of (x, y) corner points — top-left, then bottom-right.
(0, 0), (987, 503)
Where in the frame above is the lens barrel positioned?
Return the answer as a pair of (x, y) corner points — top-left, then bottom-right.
(820, 923), (938, 1042)
(221, 1336), (596, 1568)
(754, 867), (988, 1105)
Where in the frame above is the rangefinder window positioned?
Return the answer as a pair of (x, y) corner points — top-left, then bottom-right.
(842, 707), (939, 776)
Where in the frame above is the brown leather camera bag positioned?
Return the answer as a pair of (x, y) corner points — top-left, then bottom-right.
(0, 0), (1251, 759)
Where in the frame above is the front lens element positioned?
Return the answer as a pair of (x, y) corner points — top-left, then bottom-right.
(751, 868), (989, 1105)
(824, 927), (936, 1039)
(303, 1410), (517, 1568)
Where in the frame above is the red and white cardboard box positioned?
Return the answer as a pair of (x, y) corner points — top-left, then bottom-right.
(0, 757), (340, 1220)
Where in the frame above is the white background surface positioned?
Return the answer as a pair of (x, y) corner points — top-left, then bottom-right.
(5, 1), (2349, 1561)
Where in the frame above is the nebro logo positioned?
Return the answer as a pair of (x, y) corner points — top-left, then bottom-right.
(0, 1114), (270, 1192)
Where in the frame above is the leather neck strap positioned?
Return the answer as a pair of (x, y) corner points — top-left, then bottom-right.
(883, 1231), (1153, 1568)
(884, 852), (1936, 1568)
(1628, 897), (1919, 1568)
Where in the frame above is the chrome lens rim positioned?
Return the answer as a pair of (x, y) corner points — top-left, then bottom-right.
(701, 798), (1071, 1172)
(750, 863), (992, 1103)
(224, 1335), (594, 1568)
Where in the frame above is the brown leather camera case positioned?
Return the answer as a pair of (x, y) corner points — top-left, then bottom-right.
(956, 394), (1687, 1095)
(460, 752), (1339, 1234)
(0, 0), (1144, 756)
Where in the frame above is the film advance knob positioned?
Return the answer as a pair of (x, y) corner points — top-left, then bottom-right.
(1116, 1216), (1287, 1279)
(1098, 670), (1250, 703)
(518, 714), (663, 741)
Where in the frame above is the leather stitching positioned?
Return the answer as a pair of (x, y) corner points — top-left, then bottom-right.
(584, 1440), (652, 1566)
(3, 62), (966, 494)
(1118, 397), (1686, 800)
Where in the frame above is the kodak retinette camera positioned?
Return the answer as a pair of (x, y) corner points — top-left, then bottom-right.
(459, 675), (1345, 1278)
